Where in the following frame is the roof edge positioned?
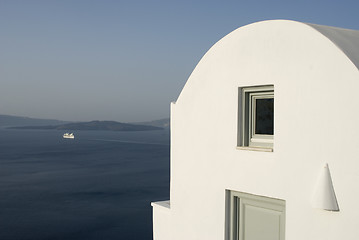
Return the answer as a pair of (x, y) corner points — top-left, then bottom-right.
(305, 23), (359, 71)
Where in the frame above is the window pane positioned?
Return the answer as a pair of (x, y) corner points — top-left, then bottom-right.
(255, 98), (273, 135)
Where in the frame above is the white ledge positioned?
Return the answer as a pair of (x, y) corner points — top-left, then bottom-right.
(151, 200), (171, 209)
(236, 146), (273, 152)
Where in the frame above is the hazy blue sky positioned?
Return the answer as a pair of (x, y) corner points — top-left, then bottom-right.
(1, 0), (359, 122)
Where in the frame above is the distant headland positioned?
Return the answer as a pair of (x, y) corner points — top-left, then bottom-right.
(1, 114), (169, 132)
(10, 120), (163, 131)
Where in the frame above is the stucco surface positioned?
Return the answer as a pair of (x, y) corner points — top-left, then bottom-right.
(152, 20), (359, 240)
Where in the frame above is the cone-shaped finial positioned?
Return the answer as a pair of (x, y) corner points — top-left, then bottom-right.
(312, 163), (339, 211)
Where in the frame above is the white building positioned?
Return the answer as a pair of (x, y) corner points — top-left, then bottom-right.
(151, 20), (359, 240)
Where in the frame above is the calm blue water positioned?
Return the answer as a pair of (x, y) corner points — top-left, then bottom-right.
(0, 128), (170, 240)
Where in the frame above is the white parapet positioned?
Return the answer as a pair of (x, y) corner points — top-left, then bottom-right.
(151, 200), (171, 240)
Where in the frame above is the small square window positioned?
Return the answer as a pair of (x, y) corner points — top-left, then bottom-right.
(239, 85), (274, 149)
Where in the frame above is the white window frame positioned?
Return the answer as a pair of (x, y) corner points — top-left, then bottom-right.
(226, 190), (285, 240)
(239, 85), (274, 150)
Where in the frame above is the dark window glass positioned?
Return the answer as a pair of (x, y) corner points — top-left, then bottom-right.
(255, 98), (274, 135)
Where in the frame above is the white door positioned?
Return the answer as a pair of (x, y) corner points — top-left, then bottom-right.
(228, 191), (285, 240)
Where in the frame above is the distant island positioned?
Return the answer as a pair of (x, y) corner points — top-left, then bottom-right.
(133, 118), (170, 128)
(0, 114), (170, 131)
(10, 120), (163, 132)
(0, 114), (69, 127)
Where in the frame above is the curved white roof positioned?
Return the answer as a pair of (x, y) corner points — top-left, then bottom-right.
(306, 23), (359, 70)
(177, 20), (359, 104)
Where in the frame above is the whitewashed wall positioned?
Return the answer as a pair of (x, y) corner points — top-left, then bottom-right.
(152, 20), (359, 240)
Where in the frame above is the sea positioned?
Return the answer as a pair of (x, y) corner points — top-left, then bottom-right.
(0, 128), (170, 240)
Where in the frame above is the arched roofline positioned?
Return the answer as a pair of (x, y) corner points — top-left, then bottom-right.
(175, 19), (359, 104)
